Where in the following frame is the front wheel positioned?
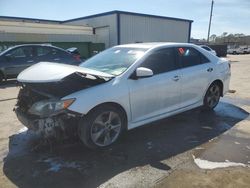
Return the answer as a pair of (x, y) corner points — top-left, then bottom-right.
(78, 104), (126, 149)
(203, 83), (221, 110)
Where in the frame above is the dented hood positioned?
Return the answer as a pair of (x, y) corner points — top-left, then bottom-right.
(17, 62), (113, 83)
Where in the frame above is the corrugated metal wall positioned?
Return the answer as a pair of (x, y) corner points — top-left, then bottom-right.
(0, 33), (96, 43)
(66, 14), (118, 48)
(0, 12), (191, 50)
(0, 21), (93, 35)
(120, 14), (190, 44)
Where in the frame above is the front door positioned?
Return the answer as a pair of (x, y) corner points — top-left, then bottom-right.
(128, 47), (181, 123)
(5, 46), (34, 76)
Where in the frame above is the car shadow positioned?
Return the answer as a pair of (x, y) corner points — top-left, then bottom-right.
(3, 101), (249, 188)
(0, 79), (18, 89)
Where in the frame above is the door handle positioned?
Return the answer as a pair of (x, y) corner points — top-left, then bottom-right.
(207, 67), (213, 72)
(27, 60), (34, 63)
(54, 58), (60, 61)
(172, 75), (180, 81)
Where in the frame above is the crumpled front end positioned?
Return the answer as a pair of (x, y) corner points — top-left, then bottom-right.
(14, 84), (81, 140)
(14, 63), (112, 140)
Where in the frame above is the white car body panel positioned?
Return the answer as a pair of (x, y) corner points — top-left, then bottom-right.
(18, 43), (231, 131)
(128, 69), (181, 123)
(17, 62), (113, 83)
(179, 63), (214, 108)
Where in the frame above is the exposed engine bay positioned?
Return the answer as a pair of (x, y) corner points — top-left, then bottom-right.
(14, 71), (112, 140)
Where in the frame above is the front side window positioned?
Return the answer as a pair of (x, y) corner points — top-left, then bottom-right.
(177, 47), (209, 68)
(80, 47), (147, 76)
(10, 47), (33, 58)
(140, 48), (177, 75)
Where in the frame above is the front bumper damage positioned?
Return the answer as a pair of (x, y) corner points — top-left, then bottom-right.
(15, 70), (111, 140)
(14, 107), (80, 139)
(14, 84), (81, 140)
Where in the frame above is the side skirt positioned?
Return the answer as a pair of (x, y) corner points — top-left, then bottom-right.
(127, 101), (203, 130)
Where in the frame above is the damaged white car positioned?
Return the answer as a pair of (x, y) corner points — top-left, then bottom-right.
(15, 43), (231, 149)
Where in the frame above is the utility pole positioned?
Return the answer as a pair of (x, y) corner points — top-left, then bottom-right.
(207, 0), (214, 43)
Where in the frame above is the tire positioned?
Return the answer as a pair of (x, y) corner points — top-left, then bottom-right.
(203, 83), (221, 110)
(78, 104), (126, 149)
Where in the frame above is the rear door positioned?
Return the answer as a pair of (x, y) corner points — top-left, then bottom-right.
(56, 49), (80, 65)
(128, 47), (181, 123)
(35, 46), (61, 63)
(177, 47), (214, 108)
(35, 46), (78, 65)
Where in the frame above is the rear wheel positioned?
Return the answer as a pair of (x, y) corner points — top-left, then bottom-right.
(203, 83), (221, 110)
(78, 104), (126, 149)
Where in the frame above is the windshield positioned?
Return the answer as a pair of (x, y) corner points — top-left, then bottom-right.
(80, 47), (147, 76)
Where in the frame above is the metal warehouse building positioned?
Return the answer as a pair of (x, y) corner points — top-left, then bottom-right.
(0, 11), (193, 55)
(64, 11), (193, 48)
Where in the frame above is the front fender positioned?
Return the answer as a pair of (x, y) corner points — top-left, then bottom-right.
(63, 79), (131, 121)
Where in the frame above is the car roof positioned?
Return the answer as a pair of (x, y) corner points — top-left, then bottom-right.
(1, 44), (69, 54)
(10, 44), (53, 48)
(116, 42), (198, 49)
(200, 45), (211, 48)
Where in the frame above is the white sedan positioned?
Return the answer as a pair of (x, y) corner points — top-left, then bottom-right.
(15, 43), (231, 149)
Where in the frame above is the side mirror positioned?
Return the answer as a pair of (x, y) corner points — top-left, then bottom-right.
(135, 67), (153, 78)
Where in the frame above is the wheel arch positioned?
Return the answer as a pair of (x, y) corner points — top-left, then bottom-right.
(85, 102), (128, 129)
(203, 79), (224, 101)
(211, 79), (224, 96)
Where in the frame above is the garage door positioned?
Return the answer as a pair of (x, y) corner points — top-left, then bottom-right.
(95, 26), (110, 48)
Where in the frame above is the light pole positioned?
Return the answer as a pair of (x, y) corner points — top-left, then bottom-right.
(207, 0), (214, 43)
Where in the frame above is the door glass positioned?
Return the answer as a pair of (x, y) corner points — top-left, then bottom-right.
(177, 47), (209, 68)
(51, 48), (59, 56)
(140, 48), (177, 75)
(37, 47), (50, 57)
(10, 47), (33, 58)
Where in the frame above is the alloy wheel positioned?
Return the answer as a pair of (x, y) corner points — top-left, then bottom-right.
(206, 84), (220, 108)
(90, 111), (122, 147)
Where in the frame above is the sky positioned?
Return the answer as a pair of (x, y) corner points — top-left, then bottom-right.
(0, 0), (249, 39)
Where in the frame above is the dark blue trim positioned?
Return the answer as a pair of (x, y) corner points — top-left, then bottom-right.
(188, 22), (192, 43)
(62, 10), (193, 23)
(0, 15), (61, 23)
(117, 13), (121, 45)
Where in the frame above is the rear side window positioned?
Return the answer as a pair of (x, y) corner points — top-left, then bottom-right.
(177, 47), (209, 68)
(141, 48), (177, 75)
(37, 47), (50, 56)
(50, 48), (59, 56)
